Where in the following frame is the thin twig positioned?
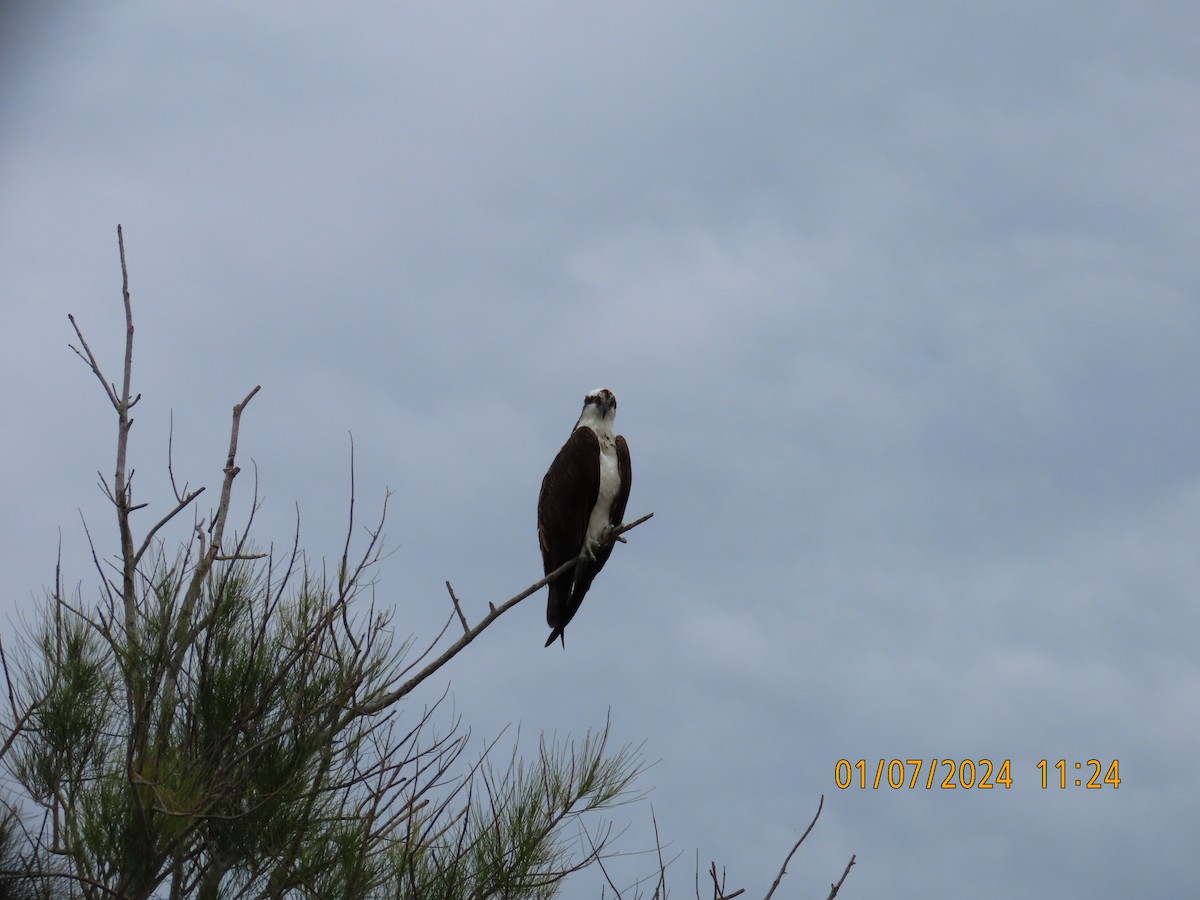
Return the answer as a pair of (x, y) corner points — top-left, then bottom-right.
(826, 855), (856, 900)
(652, 807), (668, 899)
(207, 384), (261, 552)
(339, 432), (357, 594)
(709, 862), (744, 899)
(0, 633), (18, 721)
(67, 314), (121, 412)
(581, 819), (624, 899)
(763, 794), (824, 900)
(0, 636), (38, 764)
(133, 487), (206, 568)
(167, 409), (186, 503)
(445, 582), (470, 633)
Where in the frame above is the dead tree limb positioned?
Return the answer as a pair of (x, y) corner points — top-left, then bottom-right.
(708, 861), (744, 899)
(446, 581), (470, 634)
(67, 225), (141, 641)
(763, 794), (824, 900)
(353, 512), (654, 716)
(826, 854), (856, 899)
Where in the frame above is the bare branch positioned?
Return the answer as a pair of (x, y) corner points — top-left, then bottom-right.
(0, 635), (38, 765)
(112, 225), (138, 639)
(445, 581), (470, 633)
(581, 819), (624, 899)
(78, 512), (119, 619)
(651, 807), (669, 899)
(339, 432), (357, 594)
(132, 486), (206, 568)
(69, 226), (143, 644)
(354, 512), (654, 716)
(763, 794), (824, 900)
(166, 409), (192, 504)
(116, 224), (134, 410)
(613, 511), (655, 535)
(67, 314), (121, 412)
(825, 855), (856, 900)
(161, 385), (260, 722)
(709, 861), (744, 899)
(0, 631), (18, 722)
(206, 384), (261, 554)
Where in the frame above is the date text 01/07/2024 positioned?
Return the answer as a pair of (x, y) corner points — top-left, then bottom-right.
(834, 759), (1121, 790)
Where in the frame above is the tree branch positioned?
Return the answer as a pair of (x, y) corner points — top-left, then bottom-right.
(353, 512), (654, 716)
(207, 384), (261, 554)
(132, 487), (206, 569)
(709, 861), (744, 900)
(179, 390), (258, 611)
(338, 433), (356, 595)
(764, 794), (824, 900)
(0, 634), (37, 764)
(69, 225), (142, 643)
(67, 315), (121, 411)
(826, 854), (856, 900)
(445, 582), (470, 633)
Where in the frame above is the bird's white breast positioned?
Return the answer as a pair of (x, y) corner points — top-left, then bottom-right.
(584, 435), (621, 554)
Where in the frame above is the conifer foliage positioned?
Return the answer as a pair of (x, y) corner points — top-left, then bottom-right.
(0, 228), (642, 899)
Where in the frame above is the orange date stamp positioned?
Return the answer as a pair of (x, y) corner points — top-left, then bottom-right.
(834, 759), (1121, 790)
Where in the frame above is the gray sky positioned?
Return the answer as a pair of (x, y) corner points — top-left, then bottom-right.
(3, 2), (1198, 897)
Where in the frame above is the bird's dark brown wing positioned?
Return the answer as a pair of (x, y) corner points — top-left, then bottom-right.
(538, 428), (600, 642)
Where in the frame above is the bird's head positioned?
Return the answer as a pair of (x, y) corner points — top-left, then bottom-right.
(575, 388), (618, 431)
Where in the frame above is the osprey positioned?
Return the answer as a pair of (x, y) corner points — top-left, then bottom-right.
(538, 388), (632, 648)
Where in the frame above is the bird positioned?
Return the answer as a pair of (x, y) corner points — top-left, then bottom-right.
(537, 388), (632, 648)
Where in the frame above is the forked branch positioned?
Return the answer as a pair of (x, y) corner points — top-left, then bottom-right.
(68, 225), (142, 639)
(691, 794), (853, 900)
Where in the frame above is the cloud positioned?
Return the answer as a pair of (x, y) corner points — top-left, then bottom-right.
(2, 3), (1198, 897)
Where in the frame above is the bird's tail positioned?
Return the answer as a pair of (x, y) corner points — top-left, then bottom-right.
(544, 578), (571, 648)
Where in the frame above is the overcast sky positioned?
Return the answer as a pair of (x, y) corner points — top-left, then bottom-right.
(2, 2), (1198, 897)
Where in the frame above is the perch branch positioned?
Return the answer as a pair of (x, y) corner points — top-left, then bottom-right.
(353, 512), (653, 716)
